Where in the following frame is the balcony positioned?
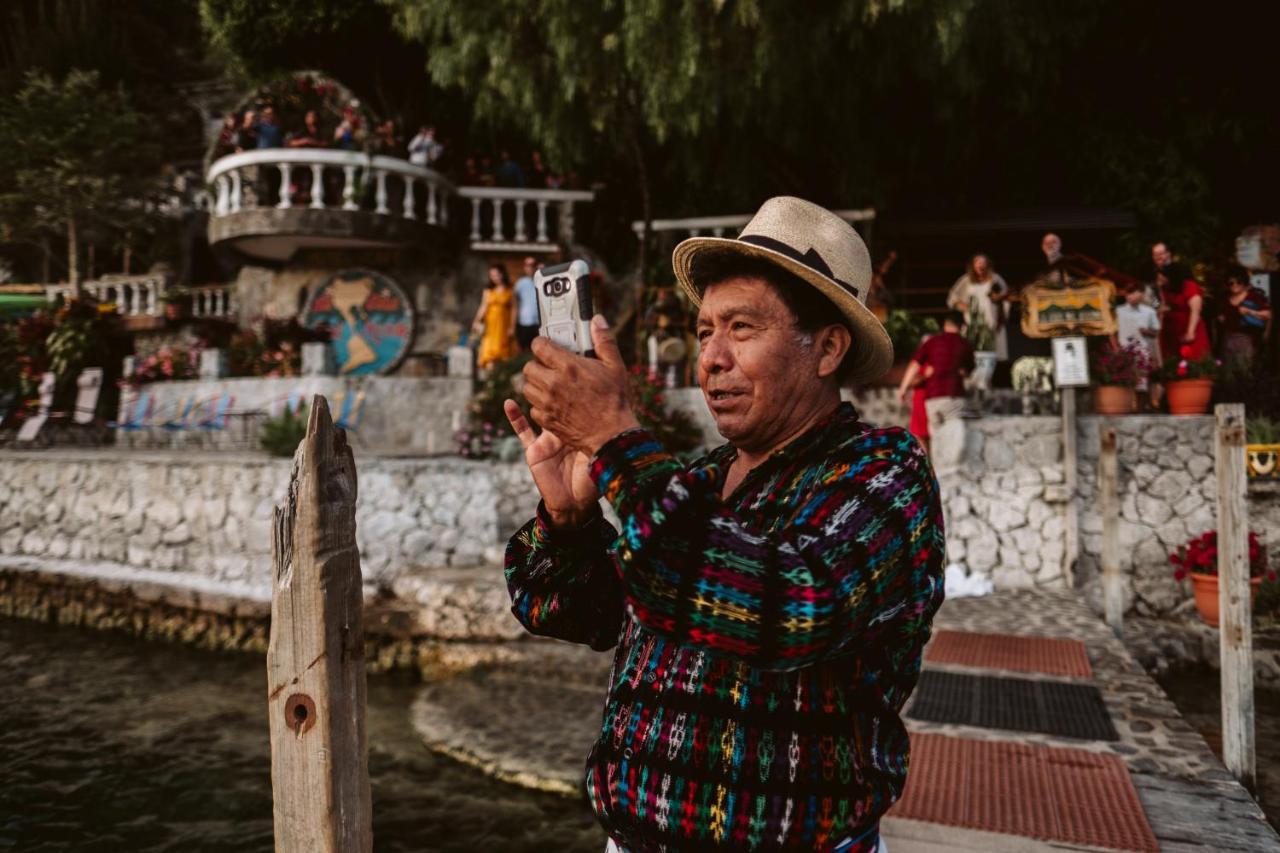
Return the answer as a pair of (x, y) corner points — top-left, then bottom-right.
(205, 149), (456, 262)
(206, 149), (596, 262)
(45, 273), (170, 330)
(456, 186), (595, 252)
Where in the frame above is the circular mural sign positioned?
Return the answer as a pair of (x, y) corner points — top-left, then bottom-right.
(302, 269), (415, 375)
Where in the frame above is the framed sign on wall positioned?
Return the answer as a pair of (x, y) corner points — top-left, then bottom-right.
(1021, 278), (1118, 339)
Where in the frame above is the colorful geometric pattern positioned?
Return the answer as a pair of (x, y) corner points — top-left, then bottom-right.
(506, 403), (946, 850)
(890, 733), (1159, 852)
(924, 630), (1094, 679)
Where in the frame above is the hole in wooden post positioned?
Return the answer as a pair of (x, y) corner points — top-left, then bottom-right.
(284, 693), (316, 735)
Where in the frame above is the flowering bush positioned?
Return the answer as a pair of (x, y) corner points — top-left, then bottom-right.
(455, 420), (498, 459)
(1170, 530), (1275, 581)
(1092, 342), (1151, 386)
(628, 366), (701, 453)
(125, 345), (199, 386)
(1155, 348), (1220, 382)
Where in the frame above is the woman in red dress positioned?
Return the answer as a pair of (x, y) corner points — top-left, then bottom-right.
(1157, 263), (1211, 361)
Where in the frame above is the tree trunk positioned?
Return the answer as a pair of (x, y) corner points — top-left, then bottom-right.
(67, 214), (81, 298)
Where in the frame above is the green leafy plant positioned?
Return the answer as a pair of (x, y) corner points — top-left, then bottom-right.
(964, 300), (996, 352)
(259, 403), (308, 457)
(1154, 352), (1220, 383)
(1247, 416), (1280, 445)
(882, 310), (939, 362)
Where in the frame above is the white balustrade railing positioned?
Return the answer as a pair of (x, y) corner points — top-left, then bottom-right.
(191, 284), (235, 319)
(206, 148), (456, 226)
(455, 186), (595, 251)
(630, 208), (875, 240)
(46, 274), (167, 317)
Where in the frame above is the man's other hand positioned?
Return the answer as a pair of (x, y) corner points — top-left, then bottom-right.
(504, 400), (599, 530)
(522, 315), (640, 456)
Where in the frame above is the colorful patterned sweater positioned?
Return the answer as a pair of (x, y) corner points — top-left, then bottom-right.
(504, 403), (945, 852)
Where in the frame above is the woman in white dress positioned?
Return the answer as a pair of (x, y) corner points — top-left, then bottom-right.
(947, 253), (1009, 360)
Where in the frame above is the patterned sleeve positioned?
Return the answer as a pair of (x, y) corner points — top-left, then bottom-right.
(503, 502), (625, 651)
(590, 428), (945, 672)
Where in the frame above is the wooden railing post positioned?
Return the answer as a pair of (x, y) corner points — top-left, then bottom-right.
(267, 395), (372, 852)
(1100, 426), (1123, 636)
(1215, 402), (1255, 791)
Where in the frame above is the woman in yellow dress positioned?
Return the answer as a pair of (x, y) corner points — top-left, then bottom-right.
(471, 263), (519, 368)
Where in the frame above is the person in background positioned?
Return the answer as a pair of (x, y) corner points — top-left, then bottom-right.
(947, 252), (1009, 361)
(407, 124), (443, 167)
(1157, 262), (1210, 362)
(1218, 265), (1272, 374)
(527, 150), (549, 188)
(286, 110), (324, 148)
(867, 248), (899, 321)
(1147, 241), (1172, 308)
(214, 112), (239, 158)
(333, 102), (362, 151)
(496, 150), (525, 187)
(254, 106), (283, 149)
(471, 264), (518, 369)
(371, 119), (399, 155)
(478, 155), (497, 186)
(897, 330), (935, 454)
(513, 256), (541, 350)
(235, 109), (258, 152)
(897, 310), (973, 466)
(1114, 280), (1161, 407)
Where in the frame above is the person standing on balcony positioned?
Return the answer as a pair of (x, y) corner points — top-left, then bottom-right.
(333, 101), (363, 151)
(254, 106), (283, 149)
(407, 125), (443, 167)
(472, 263), (518, 369)
(234, 109), (257, 152)
(286, 110), (324, 148)
(513, 256), (541, 350)
(496, 150), (525, 187)
(503, 197), (943, 852)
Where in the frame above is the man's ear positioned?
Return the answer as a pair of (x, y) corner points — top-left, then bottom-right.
(815, 324), (852, 379)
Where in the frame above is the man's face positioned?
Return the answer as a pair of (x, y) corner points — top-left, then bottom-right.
(1041, 234), (1061, 257)
(695, 277), (826, 449)
(1152, 243), (1171, 268)
(523, 257), (536, 275)
(1125, 289), (1144, 306)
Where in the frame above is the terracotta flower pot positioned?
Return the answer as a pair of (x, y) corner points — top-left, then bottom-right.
(1188, 571), (1262, 627)
(1093, 385), (1135, 414)
(1165, 378), (1213, 415)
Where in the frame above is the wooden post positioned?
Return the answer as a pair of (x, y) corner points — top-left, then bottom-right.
(267, 395), (372, 852)
(1099, 426), (1123, 636)
(1061, 386), (1079, 589)
(1215, 402), (1255, 791)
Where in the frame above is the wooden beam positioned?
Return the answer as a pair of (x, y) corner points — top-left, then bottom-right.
(1215, 402), (1255, 792)
(267, 395), (372, 852)
(1099, 425), (1122, 636)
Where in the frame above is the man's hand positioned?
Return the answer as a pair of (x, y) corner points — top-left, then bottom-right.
(504, 400), (599, 529)
(521, 315), (640, 455)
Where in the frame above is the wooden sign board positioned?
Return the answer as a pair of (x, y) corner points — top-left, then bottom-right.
(1021, 278), (1117, 338)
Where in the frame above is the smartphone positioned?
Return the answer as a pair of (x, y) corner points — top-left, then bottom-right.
(534, 259), (595, 357)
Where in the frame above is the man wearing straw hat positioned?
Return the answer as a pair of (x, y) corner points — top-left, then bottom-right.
(503, 197), (945, 852)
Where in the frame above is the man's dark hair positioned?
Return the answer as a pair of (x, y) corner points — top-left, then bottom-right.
(944, 310), (966, 328)
(688, 250), (857, 381)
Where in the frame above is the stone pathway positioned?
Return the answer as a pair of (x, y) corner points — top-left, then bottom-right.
(411, 589), (1280, 851)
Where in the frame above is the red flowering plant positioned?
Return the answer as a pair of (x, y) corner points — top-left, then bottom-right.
(1170, 530), (1275, 582)
(1154, 346), (1220, 382)
(1092, 342), (1151, 387)
(125, 345), (200, 386)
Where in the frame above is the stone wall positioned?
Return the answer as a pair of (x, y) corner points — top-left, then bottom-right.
(118, 375), (472, 456)
(0, 450), (540, 595)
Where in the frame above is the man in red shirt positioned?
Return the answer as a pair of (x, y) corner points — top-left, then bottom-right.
(897, 311), (974, 462)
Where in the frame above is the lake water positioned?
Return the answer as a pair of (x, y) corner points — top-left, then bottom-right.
(0, 616), (606, 852)
(1158, 668), (1280, 832)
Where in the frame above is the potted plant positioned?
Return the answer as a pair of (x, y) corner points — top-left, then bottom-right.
(1090, 342), (1149, 414)
(964, 300), (997, 391)
(1170, 530), (1276, 626)
(1155, 349), (1219, 415)
(1247, 415), (1280, 479)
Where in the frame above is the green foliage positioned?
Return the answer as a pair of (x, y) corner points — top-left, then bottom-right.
(259, 403), (308, 457)
(0, 69), (163, 282)
(1248, 416), (1280, 446)
(963, 300), (995, 352)
(882, 310), (938, 362)
(1154, 354), (1219, 383)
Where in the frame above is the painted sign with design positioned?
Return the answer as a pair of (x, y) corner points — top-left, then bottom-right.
(302, 269), (415, 375)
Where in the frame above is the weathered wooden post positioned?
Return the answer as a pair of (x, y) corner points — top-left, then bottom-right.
(267, 395), (372, 852)
(1099, 426), (1123, 636)
(1060, 386), (1079, 589)
(1215, 402), (1255, 791)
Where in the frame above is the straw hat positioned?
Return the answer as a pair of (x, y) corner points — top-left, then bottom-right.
(672, 196), (893, 385)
